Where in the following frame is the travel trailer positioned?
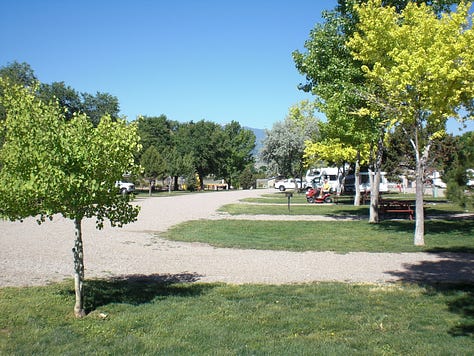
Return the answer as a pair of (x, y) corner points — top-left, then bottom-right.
(305, 167), (342, 192)
(343, 172), (389, 193)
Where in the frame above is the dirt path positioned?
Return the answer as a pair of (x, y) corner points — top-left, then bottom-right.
(1, 189), (472, 287)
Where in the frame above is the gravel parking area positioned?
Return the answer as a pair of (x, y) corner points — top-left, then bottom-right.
(1, 188), (473, 287)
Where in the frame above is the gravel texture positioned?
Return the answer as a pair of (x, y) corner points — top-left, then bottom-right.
(1, 188), (473, 287)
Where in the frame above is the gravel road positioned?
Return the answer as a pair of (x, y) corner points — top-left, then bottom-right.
(1, 188), (473, 287)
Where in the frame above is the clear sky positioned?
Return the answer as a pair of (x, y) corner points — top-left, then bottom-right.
(1, 0), (472, 134)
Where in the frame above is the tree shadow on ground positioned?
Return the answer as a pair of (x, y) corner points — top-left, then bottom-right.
(82, 273), (208, 313)
(376, 219), (474, 253)
(326, 206), (369, 217)
(387, 253), (474, 337)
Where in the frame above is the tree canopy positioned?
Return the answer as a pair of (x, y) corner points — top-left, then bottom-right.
(0, 78), (141, 316)
(347, 0), (474, 244)
(261, 101), (320, 178)
(0, 62), (121, 126)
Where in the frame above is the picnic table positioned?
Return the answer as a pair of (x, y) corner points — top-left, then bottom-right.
(379, 199), (415, 220)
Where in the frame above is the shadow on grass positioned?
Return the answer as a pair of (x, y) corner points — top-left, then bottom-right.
(375, 219), (474, 253)
(325, 206), (369, 217)
(81, 273), (208, 313)
(387, 254), (474, 337)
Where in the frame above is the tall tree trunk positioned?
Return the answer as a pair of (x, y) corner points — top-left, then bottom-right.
(369, 131), (384, 223)
(198, 172), (204, 191)
(411, 121), (431, 246)
(369, 169), (381, 223)
(73, 217), (86, 318)
(354, 152), (361, 206)
(173, 175), (179, 191)
(414, 159), (425, 246)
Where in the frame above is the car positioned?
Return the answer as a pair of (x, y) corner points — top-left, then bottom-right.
(115, 181), (135, 194)
(274, 178), (302, 192)
(467, 169), (474, 187)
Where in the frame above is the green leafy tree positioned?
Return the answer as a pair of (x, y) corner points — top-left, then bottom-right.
(164, 147), (187, 191)
(293, 0), (462, 217)
(445, 132), (474, 210)
(38, 81), (82, 120)
(347, 0), (474, 245)
(80, 91), (120, 126)
(337, 0), (461, 14)
(0, 61), (37, 88)
(0, 61), (122, 127)
(261, 101), (320, 178)
(219, 121), (256, 188)
(176, 120), (226, 189)
(0, 62), (38, 141)
(136, 115), (177, 155)
(177, 153), (197, 191)
(238, 165), (256, 189)
(383, 127), (459, 183)
(293, 6), (383, 213)
(140, 146), (167, 195)
(0, 79), (141, 317)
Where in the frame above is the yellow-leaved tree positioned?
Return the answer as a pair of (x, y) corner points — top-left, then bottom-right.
(304, 139), (371, 206)
(347, 0), (474, 246)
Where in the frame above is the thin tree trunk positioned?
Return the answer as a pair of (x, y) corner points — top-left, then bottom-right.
(414, 159), (425, 246)
(198, 172), (204, 191)
(73, 217), (86, 318)
(411, 121), (430, 246)
(369, 169), (381, 223)
(354, 153), (361, 206)
(369, 131), (384, 223)
(173, 175), (179, 191)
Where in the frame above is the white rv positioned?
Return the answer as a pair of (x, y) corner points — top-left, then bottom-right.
(305, 167), (342, 192)
(431, 171), (447, 188)
(343, 172), (389, 193)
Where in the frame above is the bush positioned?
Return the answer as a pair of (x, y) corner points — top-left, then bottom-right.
(238, 166), (255, 190)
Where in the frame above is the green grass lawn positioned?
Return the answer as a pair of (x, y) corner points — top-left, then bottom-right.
(1, 281), (473, 355)
(2, 191), (472, 354)
(162, 219), (474, 253)
(224, 192), (467, 216)
(220, 201), (370, 216)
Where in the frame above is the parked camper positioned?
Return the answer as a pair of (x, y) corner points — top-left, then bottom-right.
(343, 172), (388, 193)
(431, 171), (447, 188)
(305, 167), (342, 192)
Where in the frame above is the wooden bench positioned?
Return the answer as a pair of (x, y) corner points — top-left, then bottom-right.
(379, 199), (414, 220)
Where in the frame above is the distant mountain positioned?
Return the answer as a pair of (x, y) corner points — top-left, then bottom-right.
(245, 127), (266, 156)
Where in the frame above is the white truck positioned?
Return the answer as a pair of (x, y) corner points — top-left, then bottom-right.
(115, 181), (135, 194)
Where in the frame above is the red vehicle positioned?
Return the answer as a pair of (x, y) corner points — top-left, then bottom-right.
(306, 187), (333, 203)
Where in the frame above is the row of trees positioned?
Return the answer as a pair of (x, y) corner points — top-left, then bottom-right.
(0, 62), (120, 126)
(289, 0), (474, 246)
(136, 115), (256, 193)
(0, 61), (258, 193)
(0, 78), (141, 317)
(0, 62), (256, 317)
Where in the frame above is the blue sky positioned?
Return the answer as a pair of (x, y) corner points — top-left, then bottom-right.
(1, 0), (472, 134)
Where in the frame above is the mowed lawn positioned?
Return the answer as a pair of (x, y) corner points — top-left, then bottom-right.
(163, 192), (474, 253)
(1, 191), (473, 354)
(1, 281), (473, 354)
(162, 219), (474, 253)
